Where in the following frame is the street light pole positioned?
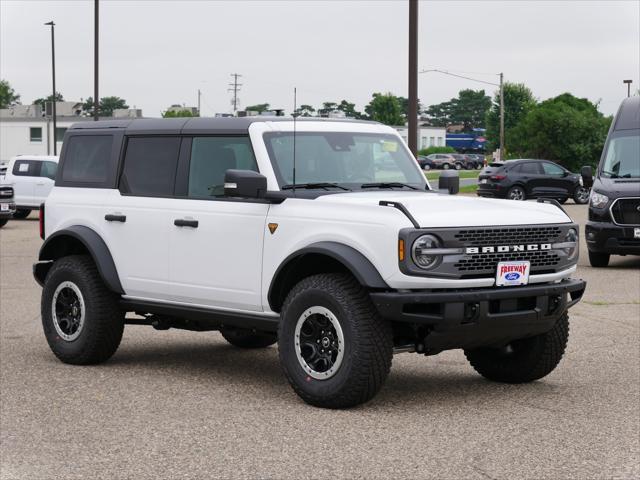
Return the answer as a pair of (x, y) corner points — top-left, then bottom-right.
(623, 79), (632, 98)
(94, 0), (99, 121)
(499, 72), (505, 160)
(408, 0), (419, 157)
(44, 21), (57, 155)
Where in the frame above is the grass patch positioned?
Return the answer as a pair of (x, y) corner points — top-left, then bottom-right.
(459, 184), (478, 194)
(425, 170), (481, 181)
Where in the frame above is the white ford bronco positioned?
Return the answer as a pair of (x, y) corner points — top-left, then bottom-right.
(34, 117), (586, 408)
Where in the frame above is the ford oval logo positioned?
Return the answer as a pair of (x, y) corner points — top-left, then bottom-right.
(505, 272), (520, 281)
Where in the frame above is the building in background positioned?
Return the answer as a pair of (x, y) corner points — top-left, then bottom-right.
(0, 102), (143, 164)
(395, 125), (446, 151)
(164, 104), (199, 116)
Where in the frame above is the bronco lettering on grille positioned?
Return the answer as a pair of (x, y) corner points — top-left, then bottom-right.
(465, 244), (552, 254)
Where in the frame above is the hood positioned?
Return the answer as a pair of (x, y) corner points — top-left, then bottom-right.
(593, 176), (640, 197)
(314, 191), (572, 228)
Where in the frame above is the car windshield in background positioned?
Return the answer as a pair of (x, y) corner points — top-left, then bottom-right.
(601, 130), (640, 179)
(263, 132), (427, 190)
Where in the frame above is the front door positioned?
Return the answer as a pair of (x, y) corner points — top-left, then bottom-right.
(541, 162), (571, 199)
(167, 136), (269, 311)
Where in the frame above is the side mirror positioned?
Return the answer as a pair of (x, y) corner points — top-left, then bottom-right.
(439, 169), (459, 195)
(224, 169), (267, 199)
(580, 165), (594, 188)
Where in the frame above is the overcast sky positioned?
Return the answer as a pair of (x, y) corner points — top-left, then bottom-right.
(1, 0), (638, 117)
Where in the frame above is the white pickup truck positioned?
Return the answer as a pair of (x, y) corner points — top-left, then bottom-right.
(3, 155), (58, 218)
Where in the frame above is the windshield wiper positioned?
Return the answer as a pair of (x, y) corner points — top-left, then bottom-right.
(282, 182), (350, 191)
(361, 182), (418, 190)
(601, 170), (620, 178)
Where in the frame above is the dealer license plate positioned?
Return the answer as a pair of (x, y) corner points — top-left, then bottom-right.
(496, 261), (530, 287)
(635, 228), (640, 239)
(0, 203), (9, 211)
(480, 179), (488, 184)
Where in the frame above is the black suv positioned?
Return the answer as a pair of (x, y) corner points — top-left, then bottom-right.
(477, 159), (590, 204)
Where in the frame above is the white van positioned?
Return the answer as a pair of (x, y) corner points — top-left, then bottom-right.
(3, 155), (59, 218)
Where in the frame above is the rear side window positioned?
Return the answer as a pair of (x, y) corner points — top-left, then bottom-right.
(517, 163), (541, 175)
(12, 160), (38, 176)
(61, 135), (112, 183)
(187, 136), (257, 198)
(40, 161), (58, 180)
(121, 137), (181, 196)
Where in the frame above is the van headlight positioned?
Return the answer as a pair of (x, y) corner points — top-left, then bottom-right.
(590, 191), (609, 209)
(411, 234), (442, 270)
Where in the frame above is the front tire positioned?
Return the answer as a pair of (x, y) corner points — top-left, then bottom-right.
(220, 328), (277, 348)
(588, 250), (610, 267)
(41, 255), (124, 365)
(0, 218), (7, 228)
(12, 209), (30, 219)
(278, 273), (393, 409)
(507, 185), (526, 201)
(465, 313), (569, 383)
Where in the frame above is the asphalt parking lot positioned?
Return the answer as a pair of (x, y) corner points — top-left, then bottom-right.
(1, 205), (638, 480)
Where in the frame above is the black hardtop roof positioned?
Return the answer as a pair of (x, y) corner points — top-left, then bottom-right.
(613, 96), (640, 131)
(68, 116), (376, 135)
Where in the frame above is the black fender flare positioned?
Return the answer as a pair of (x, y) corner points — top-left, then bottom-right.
(268, 241), (389, 311)
(35, 225), (124, 294)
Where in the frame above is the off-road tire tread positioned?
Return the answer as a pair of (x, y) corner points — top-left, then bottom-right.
(279, 273), (393, 408)
(42, 255), (124, 365)
(464, 313), (569, 383)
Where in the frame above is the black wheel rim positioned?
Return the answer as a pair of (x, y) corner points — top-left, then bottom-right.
(52, 281), (85, 341)
(294, 306), (344, 380)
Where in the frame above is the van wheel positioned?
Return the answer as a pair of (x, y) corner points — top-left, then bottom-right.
(507, 186), (526, 200)
(220, 328), (277, 348)
(588, 251), (610, 267)
(278, 273), (393, 408)
(465, 313), (569, 383)
(41, 255), (124, 364)
(12, 209), (30, 219)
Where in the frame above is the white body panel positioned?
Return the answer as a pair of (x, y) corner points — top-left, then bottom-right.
(3, 155), (58, 208)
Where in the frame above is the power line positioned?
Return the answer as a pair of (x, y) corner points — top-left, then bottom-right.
(420, 68), (499, 87)
(228, 73), (242, 113)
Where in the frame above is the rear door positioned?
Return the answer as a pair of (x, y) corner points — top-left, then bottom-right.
(34, 160), (57, 204)
(101, 136), (180, 300)
(167, 135), (269, 311)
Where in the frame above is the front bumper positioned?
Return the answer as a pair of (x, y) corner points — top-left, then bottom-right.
(586, 221), (640, 255)
(371, 278), (586, 353)
(0, 201), (16, 218)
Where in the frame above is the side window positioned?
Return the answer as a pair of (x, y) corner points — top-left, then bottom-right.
(542, 162), (565, 176)
(187, 136), (257, 198)
(29, 127), (42, 142)
(61, 135), (113, 184)
(121, 137), (181, 196)
(40, 161), (58, 180)
(12, 160), (37, 176)
(519, 163), (542, 175)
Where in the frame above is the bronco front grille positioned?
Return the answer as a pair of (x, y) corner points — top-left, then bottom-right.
(455, 250), (561, 272)
(454, 226), (562, 245)
(610, 198), (640, 225)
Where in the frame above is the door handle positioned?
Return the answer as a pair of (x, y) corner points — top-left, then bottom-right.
(105, 214), (126, 223)
(174, 219), (199, 228)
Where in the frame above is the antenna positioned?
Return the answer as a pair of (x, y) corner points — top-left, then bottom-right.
(293, 87), (297, 194)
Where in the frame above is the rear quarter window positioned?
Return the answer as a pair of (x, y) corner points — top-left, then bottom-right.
(59, 135), (115, 186)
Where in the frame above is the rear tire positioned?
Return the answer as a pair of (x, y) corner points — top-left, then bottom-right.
(455, 163), (463, 170)
(12, 209), (30, 219)
(465, 313), (569, 383)
(41, 255), (124, 365)
(0, 218), (7, 228)
(278, 273), (393, 409)
(220, 328), (277, 348)
(507, 186), (526, 201)
(588, 250), (610, 267)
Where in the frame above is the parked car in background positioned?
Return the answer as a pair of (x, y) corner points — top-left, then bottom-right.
(425, 153), (457, 170)
(582, 95), (640, 267)
(417, 155), (435, 170)
(0, 185), (16, 228)
(477, 159), (590, 204)
(466, 154), (485, 169)
(3, 155), (58, 219)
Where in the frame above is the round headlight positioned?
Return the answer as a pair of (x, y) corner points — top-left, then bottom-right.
(564, 228), (578, 260)
(411, 234), (442, 270)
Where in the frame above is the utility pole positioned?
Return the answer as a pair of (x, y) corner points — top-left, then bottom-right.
(499, 72), (505, 160)
(94, 0), (99, 121)
(228, 73), (242, 113)
(44, 21), (57, 155)
(408, 0), (419, 157)
(623, 79), (633, 98)
(197, 89), (201, 116)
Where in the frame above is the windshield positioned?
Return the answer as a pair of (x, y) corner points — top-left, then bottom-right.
(263, 132), (427, 189)
(601, 130), (640, 179)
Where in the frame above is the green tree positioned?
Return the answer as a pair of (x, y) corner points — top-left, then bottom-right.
(397, 96), (422, 120)
(424, 89), (490, 130)
(162, 110), (196, 118)
(294, 104), (315, 117)
(364, 93), (405, 126)
(336, 100), (362, 119)
(508, 93), (611, 171)
(33, 92), (63, 108)
(424, 100), (454, 127)
(317, 102), (338, 116)
(246, 103), (270, 113)
(485, 82), (537, 151)
(0, 79), (20, 108)
(83, 96), (129, 117)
